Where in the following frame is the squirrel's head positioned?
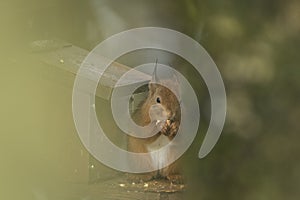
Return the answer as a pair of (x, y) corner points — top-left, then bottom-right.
(147, 64), (181, 124)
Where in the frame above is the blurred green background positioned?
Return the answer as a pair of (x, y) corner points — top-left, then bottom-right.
(1, 0), (300, 199)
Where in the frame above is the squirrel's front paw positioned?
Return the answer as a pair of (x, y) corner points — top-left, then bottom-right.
(169, 121), (179, 137)
(160, 122), (169, 136)
(161, 120), (179, 138)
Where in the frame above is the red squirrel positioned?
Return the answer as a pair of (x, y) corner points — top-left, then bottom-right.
(127, 66), (183, 183)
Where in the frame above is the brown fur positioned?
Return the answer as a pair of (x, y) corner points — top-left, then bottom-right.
(127, 81), (183, 183)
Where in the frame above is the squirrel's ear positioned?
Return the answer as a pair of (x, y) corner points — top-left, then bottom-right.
(151, 59), (159, 83)
(148, 59), (159, 91)
(170, 69), (180, 87)
(149, 59), (159, 91)
(167, 62), (179, 87)
(169, 67), (181, 101)
(148, 82), (156, 92)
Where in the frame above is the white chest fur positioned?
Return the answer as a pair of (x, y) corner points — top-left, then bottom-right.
(146, 135), (171, 170)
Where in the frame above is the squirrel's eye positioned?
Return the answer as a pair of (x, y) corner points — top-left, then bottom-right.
(156, 97), (161, 103)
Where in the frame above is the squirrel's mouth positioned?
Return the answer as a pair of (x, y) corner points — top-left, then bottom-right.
(155, 119), (163, 125)
(155, 119), (173, 126)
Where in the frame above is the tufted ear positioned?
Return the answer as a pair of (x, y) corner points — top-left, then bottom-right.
(171, 72), (181, 100)
(170, 69), (180, 88)
(152, 59), (159, 82)
(149, 59), (159, 91)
